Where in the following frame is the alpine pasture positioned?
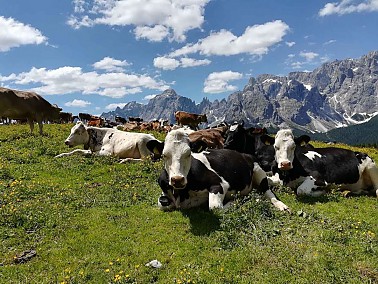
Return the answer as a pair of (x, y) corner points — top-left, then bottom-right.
(0, 123), (377, 283)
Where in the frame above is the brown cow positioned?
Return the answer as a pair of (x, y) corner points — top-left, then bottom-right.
(174, 111), (207, 130)
(188, 127), (227, 149)
(87, 117), (104, 127)
(0, 87), (62, 134)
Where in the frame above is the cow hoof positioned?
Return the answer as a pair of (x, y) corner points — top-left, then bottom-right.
(158, 196), (171, 207)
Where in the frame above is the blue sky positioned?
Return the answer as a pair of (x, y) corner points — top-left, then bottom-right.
(1, 0), (377, 116)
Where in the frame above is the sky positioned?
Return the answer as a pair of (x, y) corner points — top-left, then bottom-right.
(1, 0), (378, 116)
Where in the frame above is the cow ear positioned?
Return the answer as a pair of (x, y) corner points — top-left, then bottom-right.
(146, 140), (164, 156)
(295, 135), (311, 146)
(190, 140), (207, 153)
(260, 134), (275, 146)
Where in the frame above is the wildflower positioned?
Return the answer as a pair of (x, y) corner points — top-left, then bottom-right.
(105, 268), (110, 273)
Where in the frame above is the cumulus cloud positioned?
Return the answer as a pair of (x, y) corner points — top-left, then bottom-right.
(299, 51), (319, 61)
(0, 63), (170, 98)
(0, 16), (47, 52)
(105, 103), (127, 110)
(203, 71), (243, 94)
(134, 25), (169, 42)
(93, 57), (131, 72)
(65, 99), (91, 107)
(153, 56), (211, 70)
(68, 0), (210, 42)
(153, 57), (180, 70)
(319, 0), (378, 16)
(169, 20), (290, 57)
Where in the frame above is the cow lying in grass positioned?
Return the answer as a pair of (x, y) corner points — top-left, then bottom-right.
(55, 121), (160, 162)
(146, 129), (289, 211)
(262, 129), (378, 197)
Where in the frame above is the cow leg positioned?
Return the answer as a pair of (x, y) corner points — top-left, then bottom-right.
(364, 158), (378, 197)
(252, 164), (289, 211)
(296, 176), (326, 197)
(38, 121), (43, 134)
(264, 189), (289, 211)
(54, 149), (92, 158)
(208, 185), (225, 209)
(27, 118), (34, 134)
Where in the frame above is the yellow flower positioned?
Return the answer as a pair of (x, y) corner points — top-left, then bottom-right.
(105, 268), (110, 273)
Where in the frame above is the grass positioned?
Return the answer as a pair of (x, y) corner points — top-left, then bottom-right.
(0, 123), (377, 283)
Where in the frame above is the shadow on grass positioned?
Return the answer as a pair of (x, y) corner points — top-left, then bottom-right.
(181, 209), (221, 236)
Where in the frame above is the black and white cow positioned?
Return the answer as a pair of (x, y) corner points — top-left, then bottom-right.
(146, 129), (289, 211)
(224, 122), (273, 172)
(55, 121), (160, 162)
(263, 129), (378, 197)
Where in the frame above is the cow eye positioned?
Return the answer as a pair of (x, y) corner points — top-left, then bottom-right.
(274, 145), (280, 151)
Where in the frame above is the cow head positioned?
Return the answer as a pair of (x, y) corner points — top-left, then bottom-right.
(200, 114), (208, 123)
(261, 129), (311, 171)
(147, 129), (206, 189)
(224, 123), (247, 152)
(64, 121), (90, 148)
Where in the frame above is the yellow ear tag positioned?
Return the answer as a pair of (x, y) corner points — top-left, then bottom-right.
(153, 148), (160, 155)
(300, 141), (306, 147)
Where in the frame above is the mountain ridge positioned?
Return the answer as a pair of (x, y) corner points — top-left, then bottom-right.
(102, 50), (378, 144)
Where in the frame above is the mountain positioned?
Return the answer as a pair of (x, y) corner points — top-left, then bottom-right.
(102, 51), (378, 134)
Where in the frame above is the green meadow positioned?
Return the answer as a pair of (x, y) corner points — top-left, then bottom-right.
(0, 123), (377, 283)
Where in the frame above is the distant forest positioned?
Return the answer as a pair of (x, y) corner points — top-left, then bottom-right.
(288, 116), (378, 147)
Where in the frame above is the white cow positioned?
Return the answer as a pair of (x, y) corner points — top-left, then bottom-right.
(55, 121), (159, 162)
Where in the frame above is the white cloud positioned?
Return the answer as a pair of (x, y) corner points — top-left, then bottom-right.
(105, 103), (127, 110)
(153, 56), (211, 70)
(65, 99), (91, 107)
(134, 25), (169, 42)
(285, 41), (296, 47)
(68, 0), (210, 42)
(144, 94), (157, 100)
(0, 64), (170, 98)
(93, 57), (131, 72)
(323, 39), (337, 45)
(180, 57), (211, 68)
(203, 71), (243, 94)
(153, 57), (180, 70)
(169, 20), (290, 57)
(319, 0), (378, 16)
(299, 51), (319, 61)
(0, 16), (47, 52)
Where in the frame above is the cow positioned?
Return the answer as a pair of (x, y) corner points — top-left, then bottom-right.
(0, 87), (62, 134)
(128, 116), (143, 123)
(59, 112), (73, 124)
(55, 121), (160, 162)
(174, 111), (207, 130)
(78, 113), (92, 123)
(224, 122), (273, 172)
(188, 127), (227, 149)
(262, 129), (378, 197)
(146, 129), (289, 211)
(87, 117), (104, 127)
(115, 116), (127, 124)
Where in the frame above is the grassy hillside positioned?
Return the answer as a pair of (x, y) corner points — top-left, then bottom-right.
(0, 123), (377, 283)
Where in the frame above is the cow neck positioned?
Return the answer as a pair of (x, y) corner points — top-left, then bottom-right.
(85, 128), (98, 151)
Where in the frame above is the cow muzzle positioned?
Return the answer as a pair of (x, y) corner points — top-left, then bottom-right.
(170, 176), (186, 189)
(65, 140), (73, 148)
(279, 161), (292, 170)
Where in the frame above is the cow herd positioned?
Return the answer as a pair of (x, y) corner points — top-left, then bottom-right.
(1, 86), (377, 213)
